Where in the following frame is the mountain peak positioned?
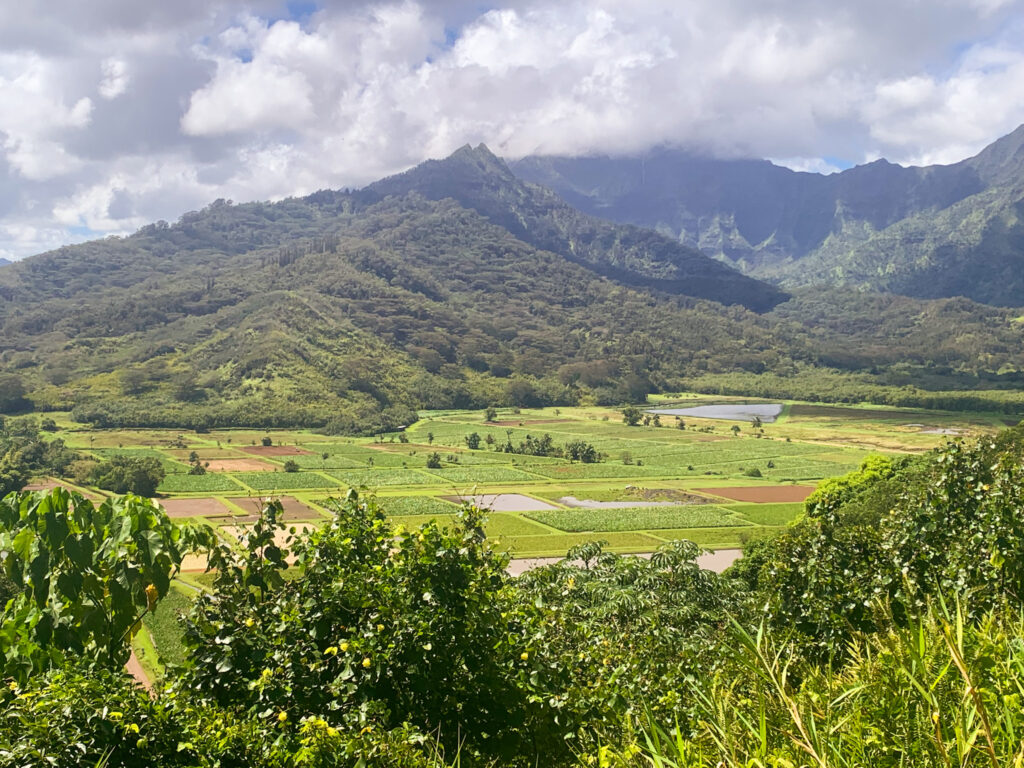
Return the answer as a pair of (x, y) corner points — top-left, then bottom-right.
(963, 122), (1024, 186)
(367, 142), (517, 201)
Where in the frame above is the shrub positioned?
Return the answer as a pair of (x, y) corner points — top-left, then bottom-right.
(90, 455), (165, 496)
(178, 494), (565, 764)
(0, 489), (209, 680)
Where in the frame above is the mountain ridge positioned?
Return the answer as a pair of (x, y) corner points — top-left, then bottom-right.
(510, 126), (1024, 304)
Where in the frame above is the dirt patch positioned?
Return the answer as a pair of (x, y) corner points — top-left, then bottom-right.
(159, 497), (231, 518)
(224, 495), (319, 521)
(442, 493), (558, 512)
(221, 523), (317, 562)
(179, 553), (209, 572)
(696, 485), (816, 503)
(22, 479), (102, 500)
(204, 458), (278, 472)
(239, 445), (313, 457)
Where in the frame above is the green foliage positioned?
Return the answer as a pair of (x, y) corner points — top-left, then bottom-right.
(0, 663), (193, 767)
(282, 459), (300, 473)
(179, 492), (564, 764)
(425, 451), (442, 469)
(621, 407), (642, 426)
(90, 454), (165, 496)
(738, 427), (1024, 657)
(0, 489), (208, 681)
(464, 431), (481, 449)
(564, 439), (600, 463)
(804, 453), (900, 515)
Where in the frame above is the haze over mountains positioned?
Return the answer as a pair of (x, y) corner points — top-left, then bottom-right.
(513, 125), (1024, 306)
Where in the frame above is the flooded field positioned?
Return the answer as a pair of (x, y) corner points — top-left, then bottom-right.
(648, 403), (784, 422)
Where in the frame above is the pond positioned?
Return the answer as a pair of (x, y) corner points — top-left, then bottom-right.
(647, 403), (784, 423)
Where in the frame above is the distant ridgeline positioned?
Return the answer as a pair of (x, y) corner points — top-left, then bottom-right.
(0, 146), (1023, 431)
(512, 124), (1024, 307)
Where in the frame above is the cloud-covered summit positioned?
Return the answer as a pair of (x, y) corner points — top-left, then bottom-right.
(3, 0), (1024, 259)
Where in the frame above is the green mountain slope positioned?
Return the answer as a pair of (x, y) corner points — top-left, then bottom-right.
(368, 144), (787, 311)
(511, 125), (1024, 305)
(1, 147), (1023, 430)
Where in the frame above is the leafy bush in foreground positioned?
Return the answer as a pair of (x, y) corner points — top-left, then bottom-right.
(178, 492), (563, 765)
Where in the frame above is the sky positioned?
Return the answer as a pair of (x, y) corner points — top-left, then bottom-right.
(2, 0), (1024, 260)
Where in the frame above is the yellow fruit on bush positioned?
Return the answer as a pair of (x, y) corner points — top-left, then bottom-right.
(362, 657), (372, 668)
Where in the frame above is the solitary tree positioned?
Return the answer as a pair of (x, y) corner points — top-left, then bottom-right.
(622, 407), (643, 426)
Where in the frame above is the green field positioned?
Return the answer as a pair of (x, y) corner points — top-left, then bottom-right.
(234, 472), (343, 491)
(40, 397), (1002, 563)
(728, 502), (805, 526)
(525, 505), (748, 532)
(157, 473), (245, 493)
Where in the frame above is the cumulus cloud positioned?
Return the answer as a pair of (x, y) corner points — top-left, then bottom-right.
(2, 0), (1024, 258)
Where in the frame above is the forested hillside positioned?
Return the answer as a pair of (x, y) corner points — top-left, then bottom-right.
(1, 147), (1024, 431)
(512, 124), (1024, 305)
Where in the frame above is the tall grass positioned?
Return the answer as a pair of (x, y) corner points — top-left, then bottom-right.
(610, 598), (1024, 767)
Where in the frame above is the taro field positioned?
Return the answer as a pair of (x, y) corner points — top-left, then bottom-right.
(37, 396), (1005, 564)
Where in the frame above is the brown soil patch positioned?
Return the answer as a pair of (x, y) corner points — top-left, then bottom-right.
(239, 445), (314, 457)
(223, 495), (319, 521)
(160, 497), (231, 518)
(23, 479), (102, 500)
(24, 479), (69, 492)
(220, 524), (317, 563)
(179, 552), (209, 572)
(204, 458), (278, 472)
(696, 485), (816, 503)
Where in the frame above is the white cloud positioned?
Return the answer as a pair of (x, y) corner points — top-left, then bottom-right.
(3, 0), (1024, 258)
(99, 57), (130, 99)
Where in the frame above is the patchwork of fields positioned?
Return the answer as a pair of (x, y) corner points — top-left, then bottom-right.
(41, 397), (1003, 563)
